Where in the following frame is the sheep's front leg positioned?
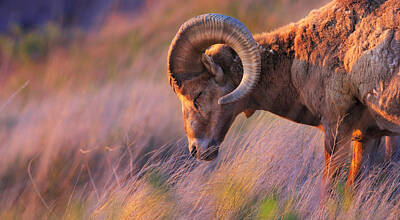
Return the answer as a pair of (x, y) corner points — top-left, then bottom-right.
(347, 134), (363, 187)
(347, 135), (399, 187)
(346, 131), (380, 187)
(322, 122), (352, 187)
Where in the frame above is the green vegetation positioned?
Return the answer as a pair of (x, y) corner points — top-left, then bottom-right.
(258, 195), (279, 219)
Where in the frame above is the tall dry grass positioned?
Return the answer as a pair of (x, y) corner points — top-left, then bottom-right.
(1, 0), (399, 219)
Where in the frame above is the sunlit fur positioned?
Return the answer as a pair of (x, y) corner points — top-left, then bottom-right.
(170, 0), (400, 187)
(174, 45), (250, 160)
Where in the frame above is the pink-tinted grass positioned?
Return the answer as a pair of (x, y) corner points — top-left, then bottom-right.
(1, 0), (399, 219)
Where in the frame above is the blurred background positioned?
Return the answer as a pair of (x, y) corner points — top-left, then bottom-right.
(1, 0), (399, 219)
(0, 0), (144, 32)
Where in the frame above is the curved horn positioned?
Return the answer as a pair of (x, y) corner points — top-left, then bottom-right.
(167, 14), (261, 104)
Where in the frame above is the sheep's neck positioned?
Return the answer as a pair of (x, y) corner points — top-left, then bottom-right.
(248, 26), (320, 126)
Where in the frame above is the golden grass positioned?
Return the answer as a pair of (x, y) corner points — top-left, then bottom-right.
(1, 0), (400, 219)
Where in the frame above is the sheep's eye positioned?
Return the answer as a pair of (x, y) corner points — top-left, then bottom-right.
(193, 92), (202, 110)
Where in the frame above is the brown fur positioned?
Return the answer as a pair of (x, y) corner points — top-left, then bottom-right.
(170, 0), (400, 185)
(251, 0), (400, 186)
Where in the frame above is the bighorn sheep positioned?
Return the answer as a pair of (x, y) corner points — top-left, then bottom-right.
(167, 0), (400, 186)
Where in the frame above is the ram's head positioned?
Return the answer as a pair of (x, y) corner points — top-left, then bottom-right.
(167, 14), (261, 161)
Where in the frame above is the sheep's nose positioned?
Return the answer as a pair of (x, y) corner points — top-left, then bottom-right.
(188, 139), (219, 161)
(189, 144), (197, 158)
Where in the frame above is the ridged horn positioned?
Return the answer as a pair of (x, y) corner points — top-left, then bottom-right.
(167, 14), (261, 104)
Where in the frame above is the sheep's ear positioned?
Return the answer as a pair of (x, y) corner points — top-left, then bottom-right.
(201, 54), (224, 85)
(243, 109), (255, 118)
